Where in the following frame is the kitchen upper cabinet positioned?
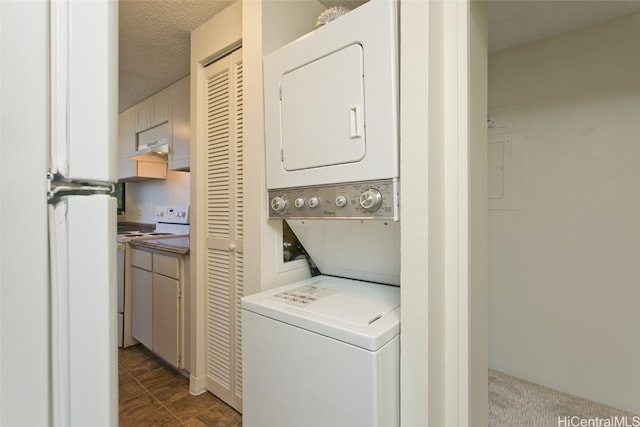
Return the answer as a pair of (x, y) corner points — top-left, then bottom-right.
(117, 105), (167, 181)
(136, 88), (168, 132)
(168, 76), (190, 171)
(117, 78), (189, 180)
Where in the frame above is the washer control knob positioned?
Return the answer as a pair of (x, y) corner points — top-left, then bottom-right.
(359, 188), (383, 212)
(270, 196), (288, 213)
(308, 197), (320, 208)
(294, 197), (306, 209)
(335, 195), (348, 208)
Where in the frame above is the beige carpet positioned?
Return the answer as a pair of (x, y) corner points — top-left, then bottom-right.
(489, 370), (639, 427)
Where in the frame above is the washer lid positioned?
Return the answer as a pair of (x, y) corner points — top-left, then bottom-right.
(241, 276), (400, 351)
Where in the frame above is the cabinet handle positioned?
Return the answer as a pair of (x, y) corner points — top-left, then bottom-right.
(228, 243), (236, 252)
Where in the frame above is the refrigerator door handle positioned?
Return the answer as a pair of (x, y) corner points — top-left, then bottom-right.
(47, 171), (114, 201)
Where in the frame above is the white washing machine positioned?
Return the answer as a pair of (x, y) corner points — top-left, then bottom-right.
(241, 275), (400, 427)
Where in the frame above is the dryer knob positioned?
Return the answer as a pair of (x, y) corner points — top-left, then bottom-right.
(308, 197), (320, 208)
(294, 197), (306, 209)
(359, 188), (383, 212)
(270, 196), (288, 213)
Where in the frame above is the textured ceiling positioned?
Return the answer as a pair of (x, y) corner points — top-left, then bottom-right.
(119, 0), (640, 112)
(487, 0), (640, 54)
(118, 0), (233, 112)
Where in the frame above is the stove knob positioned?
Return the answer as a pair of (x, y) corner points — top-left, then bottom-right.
(294, 197), (306, 209)
(308, 197), (320, 208)
(270, 196), (288, 213)
(359, 188), (383, 212)
(335, 195), (347, 208)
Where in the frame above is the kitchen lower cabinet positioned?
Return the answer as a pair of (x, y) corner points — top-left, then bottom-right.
(130, 247), (184, 369)
(131, 265), (153, 348)
(152, 272), (179, 366)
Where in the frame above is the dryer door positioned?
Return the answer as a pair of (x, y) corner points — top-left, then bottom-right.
(280, 44), (365, 171)
(263, 0), (399, 190)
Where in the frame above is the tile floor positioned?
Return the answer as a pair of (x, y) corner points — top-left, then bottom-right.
(119, 345), (242, 426)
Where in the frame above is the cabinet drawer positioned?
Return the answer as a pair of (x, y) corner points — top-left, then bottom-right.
(131, 248), (152, 270)
(154, 253), (179, 279)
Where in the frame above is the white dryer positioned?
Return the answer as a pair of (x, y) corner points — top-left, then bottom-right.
(263, 0), (399, 190)
(242, 276), (399, 427)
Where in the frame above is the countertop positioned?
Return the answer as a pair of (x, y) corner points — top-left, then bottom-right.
(130, 237), (190, 255)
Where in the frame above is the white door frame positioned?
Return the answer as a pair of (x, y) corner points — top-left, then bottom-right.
(399, 1), (488, 425)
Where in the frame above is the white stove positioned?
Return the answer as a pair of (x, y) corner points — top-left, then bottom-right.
(116, 205), (189, 347)
(117, 205), (190, 243)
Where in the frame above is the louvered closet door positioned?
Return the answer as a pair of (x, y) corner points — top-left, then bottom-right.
(203, 48), (244, 411)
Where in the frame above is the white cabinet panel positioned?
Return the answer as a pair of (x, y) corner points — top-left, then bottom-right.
(131, 247), (152, 270)
(152, 89), (169, 127)
(169, 77), (190, 171)
(130, 247), (184, 369)
(131, 266), (152, 348)
(118, 108), (137, 179)
(136, 98), (153, 132)
(153, 272), (180, 367)
(154, 252), (179, 279)
(136, 89), (168, 132)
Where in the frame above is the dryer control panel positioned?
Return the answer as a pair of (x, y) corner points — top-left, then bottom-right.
(268, 179), (399, 221)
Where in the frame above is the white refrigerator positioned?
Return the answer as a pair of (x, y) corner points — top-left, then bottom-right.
(1, 1), (118, 425)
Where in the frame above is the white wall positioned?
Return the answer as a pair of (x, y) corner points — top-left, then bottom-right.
(124, 170), (190, 223)
(488, 14), (640, 414)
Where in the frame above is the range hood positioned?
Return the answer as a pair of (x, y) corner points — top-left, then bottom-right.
(128, 122), (169, 163)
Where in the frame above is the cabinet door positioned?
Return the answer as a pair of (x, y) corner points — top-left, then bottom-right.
(136, 98), (153, 132)
(152, 272), (180, 367)
(154, 252), (179, 279)
(202, 48), (244, 411)
(131, 247), (152, 270)
(152, 89), (169, 127)
(131, 266), (153, 348)
(118, 108), (137, 179)
(169, 77), (190, 171)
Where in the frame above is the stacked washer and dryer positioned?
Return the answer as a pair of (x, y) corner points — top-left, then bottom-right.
(241, 1), (401, 426)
